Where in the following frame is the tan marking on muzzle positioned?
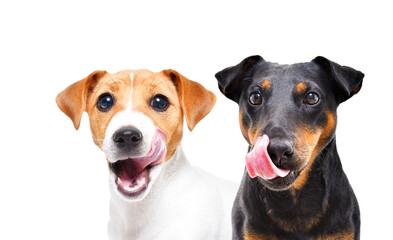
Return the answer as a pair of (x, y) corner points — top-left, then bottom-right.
(292, 111), (335, 190)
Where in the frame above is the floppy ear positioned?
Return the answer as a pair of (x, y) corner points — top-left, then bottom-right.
(163, 70), (216, 131)
(215, 55), (264, 102)
(312, 56), (364, 103)
(56, 70), (107, 130)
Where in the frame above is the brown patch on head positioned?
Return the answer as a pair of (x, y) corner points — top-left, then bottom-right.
(292, 111), (335, 190)
(85, 70), (133, 147)
(56, 70), (108, 130)
(163, 70), (216, 131)
(261, 79), (271, 90)
(129, 70), (183, 161)
(56, 70), (136, 148)
(296, 82), (307, 94)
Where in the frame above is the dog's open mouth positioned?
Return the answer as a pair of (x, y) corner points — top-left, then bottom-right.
(110, 129), (167, 197)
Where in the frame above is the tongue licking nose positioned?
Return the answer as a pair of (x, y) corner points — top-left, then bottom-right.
(245, 135), (290, 180)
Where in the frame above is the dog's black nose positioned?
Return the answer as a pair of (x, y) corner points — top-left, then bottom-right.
(113, 127), (143, 149)
(268, 139), (294, 167)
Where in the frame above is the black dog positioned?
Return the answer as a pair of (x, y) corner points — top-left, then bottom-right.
(216, 56), (363, 240)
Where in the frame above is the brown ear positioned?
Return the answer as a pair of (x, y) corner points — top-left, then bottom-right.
(56, 70), (107, 130)
(163, 70), (216, 131)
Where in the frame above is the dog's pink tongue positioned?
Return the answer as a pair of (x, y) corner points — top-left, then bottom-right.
(245, 135), (290, 180)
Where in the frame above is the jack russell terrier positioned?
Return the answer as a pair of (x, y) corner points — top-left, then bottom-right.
(56, 69), (237, 239)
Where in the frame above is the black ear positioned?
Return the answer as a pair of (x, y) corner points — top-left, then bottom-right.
(215, 55), (264, 102)
(312, 56), (364, 103)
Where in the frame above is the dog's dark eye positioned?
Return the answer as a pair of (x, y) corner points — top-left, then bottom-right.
(97, 93), (114, 112)
(150, 94), (169, 112)
(249, 92), (262, 105)
(304, 92), (320, 105)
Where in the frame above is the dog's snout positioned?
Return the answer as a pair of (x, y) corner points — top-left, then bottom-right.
(268, 139), (294, 167)
(113, 127), (143, 149)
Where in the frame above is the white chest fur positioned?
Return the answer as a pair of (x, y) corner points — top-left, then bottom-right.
(107, 146), (236, 240)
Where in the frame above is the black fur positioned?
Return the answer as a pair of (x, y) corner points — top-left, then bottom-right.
(215, 56), (363, 239)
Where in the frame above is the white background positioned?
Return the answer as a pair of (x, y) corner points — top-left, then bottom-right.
(1, 0), (392, 239)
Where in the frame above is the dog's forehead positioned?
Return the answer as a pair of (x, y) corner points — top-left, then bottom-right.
(254, 62), (323, 83)
(133, 70), (175, 90)
(108, 69), (155, 86)
(100, 70), (176, 97)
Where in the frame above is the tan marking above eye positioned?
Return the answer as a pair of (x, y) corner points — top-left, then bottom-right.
(296, 82), (307, 94)
(261, 79), (271, 90)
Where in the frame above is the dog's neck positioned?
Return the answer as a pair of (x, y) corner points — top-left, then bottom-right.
(108, 145), (194, 238)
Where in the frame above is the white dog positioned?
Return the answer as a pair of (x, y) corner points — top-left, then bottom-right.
(56, 69), (237, 239)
